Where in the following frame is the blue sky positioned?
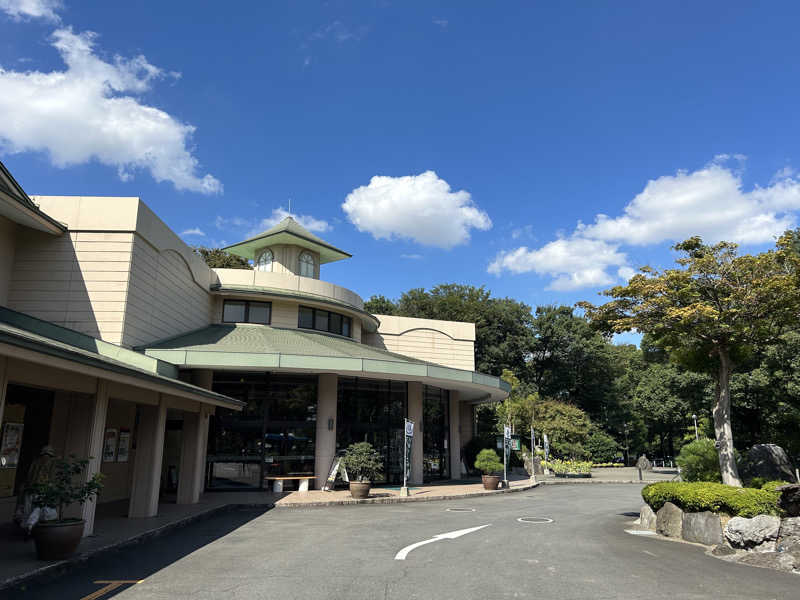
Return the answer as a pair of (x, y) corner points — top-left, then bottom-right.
(2, 1), (800, 331)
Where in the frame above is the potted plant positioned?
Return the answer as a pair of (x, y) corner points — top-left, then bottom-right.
(342, 442), (383, 499)
(474, 449), (503, 490)
(28, 455), (104, 560)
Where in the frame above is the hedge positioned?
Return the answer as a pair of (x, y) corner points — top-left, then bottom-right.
(641, 482), (782, 518)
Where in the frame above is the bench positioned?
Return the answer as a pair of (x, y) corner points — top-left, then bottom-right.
(264, 476), (314, 493)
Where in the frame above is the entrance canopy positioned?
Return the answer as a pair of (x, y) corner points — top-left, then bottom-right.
(140, 324), (510, 403)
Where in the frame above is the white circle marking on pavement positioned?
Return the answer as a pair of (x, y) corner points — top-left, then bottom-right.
(517, 517), (553, 524)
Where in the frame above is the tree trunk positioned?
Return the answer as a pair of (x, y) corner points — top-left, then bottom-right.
(713, 348), (742, 487)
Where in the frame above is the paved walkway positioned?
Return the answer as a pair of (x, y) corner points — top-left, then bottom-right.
(274, 473), (535, 506)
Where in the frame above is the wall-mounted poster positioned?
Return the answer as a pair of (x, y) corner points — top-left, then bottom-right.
(103, 428), (118, 462)
(0, 423), (24, 468)
(117, 429), (130, 463)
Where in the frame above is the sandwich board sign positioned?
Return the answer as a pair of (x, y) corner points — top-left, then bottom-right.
(322, 454), (349, 491)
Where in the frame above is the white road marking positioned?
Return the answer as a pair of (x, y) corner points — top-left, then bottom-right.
(394, 524), (491, 560)
(625, 529), (657, 536)
(642, 550), (658, 557)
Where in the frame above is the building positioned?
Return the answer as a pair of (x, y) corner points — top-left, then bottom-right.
(0, 161), (509, 536)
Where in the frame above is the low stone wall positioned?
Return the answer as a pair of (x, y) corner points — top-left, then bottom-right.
(638, 503), (800, 574)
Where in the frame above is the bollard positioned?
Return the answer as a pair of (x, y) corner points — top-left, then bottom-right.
(638, 467), (643, 481)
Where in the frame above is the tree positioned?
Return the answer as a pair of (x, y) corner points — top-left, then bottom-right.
(579, 235), (800, 486)
(363, 295), (397, 315)
(193, 247), (252, 269)
(529, 305), (620, 424)
(632, 363), (709, 458)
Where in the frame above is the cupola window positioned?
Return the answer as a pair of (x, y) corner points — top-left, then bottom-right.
(255, 249), (273, 272)
(299, 252), (315, 278)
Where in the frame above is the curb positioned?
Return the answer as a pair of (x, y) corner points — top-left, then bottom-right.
(0, 503), (273, 593)
(538, 479), (661, 485)
(274, 481), (540, 508)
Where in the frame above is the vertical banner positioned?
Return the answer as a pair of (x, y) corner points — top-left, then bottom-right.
(503, 426), (511, 482)
(404, 419), (414, 486)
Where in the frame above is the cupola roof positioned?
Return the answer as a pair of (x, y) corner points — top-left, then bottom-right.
(223, 216), (351, 264)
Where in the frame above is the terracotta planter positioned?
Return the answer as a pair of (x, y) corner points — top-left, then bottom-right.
(481, 475), (501, 490)
(349, 481), (372, 499)
(32, 519), (85, 560)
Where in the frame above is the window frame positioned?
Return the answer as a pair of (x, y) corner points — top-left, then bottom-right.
(297, 305), (353, 337)
(298, 252), (315, 278)
(255, 248), (273, 272)
(222, 299), (272, 324)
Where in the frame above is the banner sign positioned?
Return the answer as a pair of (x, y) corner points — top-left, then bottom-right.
(543, 433), (550, 463)
(404, 419), (414, 484)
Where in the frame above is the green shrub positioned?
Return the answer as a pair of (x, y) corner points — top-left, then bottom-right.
(747, 476), (768, 489)
(550, 459), (592, 474)
(676, 439), (721, 482)
(760, 480), (791, 492)
(641, 481), (781, 518)
(342, 442), (383, 482)
(474, 449), (503, 475)
(585, 430), (620, 463)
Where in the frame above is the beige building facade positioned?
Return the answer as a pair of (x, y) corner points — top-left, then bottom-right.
(0, 160), (509, 538)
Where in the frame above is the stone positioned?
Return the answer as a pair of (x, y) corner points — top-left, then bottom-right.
(640, 504), (657, 530)
(635, 454), (653, 471)
(682, 511), (724, 546)
(656, 502), (683, 538)
(724, 515), (781, 550)
(777, 517), (800, 553)
(738, 551), (797, 573)
(739, 443), (797, 484)
(778, 483), (800, 517)
(711, 544), (737, 557)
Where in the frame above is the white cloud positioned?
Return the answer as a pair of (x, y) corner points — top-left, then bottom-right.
(577, 161), (800, 246)
(490, 158), (800, 290)
(401, 253), (423, 260)
(342, 171), (492, 249)
(181, 227), (205, 236)
(488, 238), (627, 291)
(0, 0), (61, 21)
(0, 28), (221, 194)
(255, 206), (330, 234)
(432, 18), (448, 29)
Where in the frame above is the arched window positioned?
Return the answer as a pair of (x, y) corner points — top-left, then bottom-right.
(255, 249), (273, 272)
(298, 252), (315, 278)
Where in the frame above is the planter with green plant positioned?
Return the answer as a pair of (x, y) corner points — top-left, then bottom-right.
(474, 449), (504, 490)
(28, 455), (104, 560)
(342, 442), (383, 499)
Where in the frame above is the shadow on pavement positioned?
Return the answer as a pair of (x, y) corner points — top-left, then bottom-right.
(3, 507), (270, 600)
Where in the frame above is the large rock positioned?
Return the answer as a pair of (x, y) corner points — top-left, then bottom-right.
(778, 483), (800, 517)
(738, 551), (797, 573)
(725, 515), (781, 551)
(682, 511), (724, 546)
(740, 444), (797, 484)
(777, 517), (800, 554)
(640, 504), (657, 530)
(656, 502), (683, 538)
(635, 454), (653, 471)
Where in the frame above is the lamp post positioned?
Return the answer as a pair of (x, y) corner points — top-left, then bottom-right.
(622, 424), (630, 466)
(692, 414), (699, 441)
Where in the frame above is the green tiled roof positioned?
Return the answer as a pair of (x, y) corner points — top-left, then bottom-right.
(0, 307), (243, 409)
(0, 160), (66, 232)
(140, 324), (511, 399)
(223, 217), (351, 264)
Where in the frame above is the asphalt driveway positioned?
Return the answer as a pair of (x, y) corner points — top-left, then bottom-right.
(7, 484), (798, 600)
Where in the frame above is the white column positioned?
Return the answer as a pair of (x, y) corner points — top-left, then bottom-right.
(314, 374), (338, 489)
(448, 390), (461, 480)
(81, 379), (109, 536)
(0, 357), (7, 433)
(460, 402), (474, 448)
(408, 382), (424, 485)
(129, 397), (167, 518)
(176, 406), (209, 504)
